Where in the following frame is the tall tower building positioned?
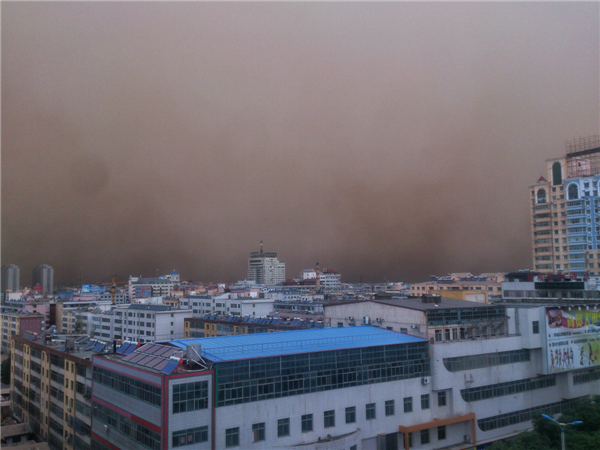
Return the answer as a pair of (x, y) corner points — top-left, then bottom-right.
(247, 241), (286, 285)
(1, 264), (20, 293)
(530, 136), (600, 275)
(32, 264), (54, 295)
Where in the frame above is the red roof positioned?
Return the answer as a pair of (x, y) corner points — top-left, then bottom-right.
(537, 176), (547, 183)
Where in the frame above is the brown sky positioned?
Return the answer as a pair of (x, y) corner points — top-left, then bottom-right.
(2, 2), (599, 286)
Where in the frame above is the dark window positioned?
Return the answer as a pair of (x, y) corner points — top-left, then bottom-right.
(533, 321), (540, 334)
(225, 428), (239, 447)
(278, 418), (290, 437)
(420, 429), (430, 445)
(345, 407), (356, 424)
(438, 391), (447, 407)
(172, 426), (208, 447)
(366, 403), (376, 420)
(324, 410), (335, 428)
(252, 423), (265, 442)
(568, 184), (579, 200)
(438, 426), (446, 440)
(301, 414), (313, 433)
(385, 400), (395, 416)
(552, 162), (562, 186)
(435, 329), (442, 341)
(404, 397), (412, 413)
(421, 394), (430, 410)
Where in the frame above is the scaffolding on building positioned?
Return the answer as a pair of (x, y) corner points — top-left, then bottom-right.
(565, 135), (600, 179)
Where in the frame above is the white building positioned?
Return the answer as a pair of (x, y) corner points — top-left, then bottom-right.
(190, 293), (275, 317)
(32, 264), (54, 295)
(82, 304), (192, 342)
(247, 242), (286, 285)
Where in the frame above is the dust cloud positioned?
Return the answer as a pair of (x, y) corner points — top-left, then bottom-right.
(2, 2), (599, 285)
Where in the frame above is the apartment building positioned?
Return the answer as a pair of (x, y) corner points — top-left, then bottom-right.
(1, 312), (44, 352)
(32, 265), (54, 295)
(190, 293), (275, 317)
(1, 263), (20, 293)
(530, 135), (600, 274)
(10, 334), (94, 450)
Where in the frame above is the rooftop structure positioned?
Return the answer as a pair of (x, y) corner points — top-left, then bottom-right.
(247, 241), (286, 285)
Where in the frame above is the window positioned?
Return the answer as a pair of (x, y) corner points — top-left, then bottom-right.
(438, 391), (447, 407)
(226, 428), (239, 447)
(337, 322), (344, 327)
(173, 426), (208, 447)
(301, 414), (313, 433)
(452, 328), (458, 340)
(438, 426), (446, 440)
(532, 321), (540, 334)
(421, 429), (430, 444)
(324, 410), (335, 428)
(445, 329), (450, 341)
(435, 329), (442, 341)
(345, 407), (356, 424)
(404, 397), (413, 413)
(403, 433), (413, 449)
(173, 381), (209, 413)
(366, 403), (376, 420)
(421, 394), (430, 409)
(252, 423), (265, 442)
(385, 400), (395, 416)
(278, 418), (290, 437)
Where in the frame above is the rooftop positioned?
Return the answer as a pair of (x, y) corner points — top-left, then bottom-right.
(167, 326), (426, 363)
(373, 297), (500, 311)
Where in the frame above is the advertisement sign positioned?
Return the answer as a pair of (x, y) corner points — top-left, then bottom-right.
(545, 306), (600, 373)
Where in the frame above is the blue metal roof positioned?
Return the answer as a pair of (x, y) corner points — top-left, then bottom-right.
(167, 326), (427, 363)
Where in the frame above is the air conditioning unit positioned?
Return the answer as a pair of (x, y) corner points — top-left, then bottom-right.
(422, 377), (431, 385)
(464, 435), (471, 443)
(410, 324), (418, 329)
(67, 407), (72, 412)
(103, 424), (109, 432)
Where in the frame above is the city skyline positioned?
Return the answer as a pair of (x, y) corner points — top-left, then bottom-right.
(2, 2), (599, 285)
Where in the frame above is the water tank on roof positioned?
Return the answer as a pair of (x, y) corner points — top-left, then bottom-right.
(186, 344), (202, 363)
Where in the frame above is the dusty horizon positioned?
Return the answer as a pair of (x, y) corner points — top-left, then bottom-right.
(2, 2), (599, 286)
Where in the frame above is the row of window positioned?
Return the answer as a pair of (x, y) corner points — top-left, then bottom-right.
(573, 369), (600, 385)
(443, 349), (530, 372)
(217, 343), (430, 406)
(173, 381), (209, 413)
(223, 394), (447, 447)
(172, 426), (209, 447)
(92, 401), (160, 450)
(93, 366), (161, 407)
(478, 398), (583, 431)
(460, 376), (555, 402)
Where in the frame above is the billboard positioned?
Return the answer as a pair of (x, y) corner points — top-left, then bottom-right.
(544, 306), (600, 374)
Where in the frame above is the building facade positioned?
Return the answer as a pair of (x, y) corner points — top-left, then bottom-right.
(10, 335), (94, 450)
(247, 243), (285, 285)
(32, 265), (54, 295)
(529, 135), (600, 275)
(1, 312), (44, 352)
(1, 264), (20, 294)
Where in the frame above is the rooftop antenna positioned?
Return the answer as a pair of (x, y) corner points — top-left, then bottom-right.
(260, 240), (264, 256)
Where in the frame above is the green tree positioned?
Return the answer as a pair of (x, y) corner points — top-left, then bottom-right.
(487, 397), (600, 450)
(1, 355), (11, 385)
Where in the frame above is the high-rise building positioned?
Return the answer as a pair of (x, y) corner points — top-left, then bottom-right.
(247, 241), (285, 285)
(32, 264), (54, 295)
(529, 136), (600, 275)
(1, 264), (20, 293)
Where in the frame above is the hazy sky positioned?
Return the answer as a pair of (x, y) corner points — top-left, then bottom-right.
(2, 2), (599, 286)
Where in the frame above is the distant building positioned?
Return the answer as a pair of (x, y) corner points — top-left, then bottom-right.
(1, 264), (20, 294)
(184, 314), (322, 338)
(247, 242), (285, 285)
(128, 271), (180, 299)
(32, 264), (54, 295)
(409, 274), (503, 303)
(0, 312), (44, 352)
